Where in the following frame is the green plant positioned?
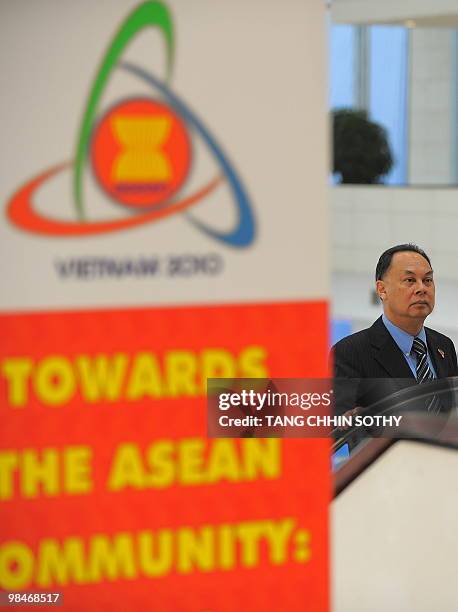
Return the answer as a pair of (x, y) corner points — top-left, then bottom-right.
(332, 108), (393, 184)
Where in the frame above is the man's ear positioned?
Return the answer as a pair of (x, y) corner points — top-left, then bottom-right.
(376, 280), (386, 302)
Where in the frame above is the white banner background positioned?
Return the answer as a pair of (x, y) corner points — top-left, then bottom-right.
(0, 0), (328, 311)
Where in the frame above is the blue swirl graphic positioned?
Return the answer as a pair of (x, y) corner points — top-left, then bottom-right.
(120, 61), (256, 248)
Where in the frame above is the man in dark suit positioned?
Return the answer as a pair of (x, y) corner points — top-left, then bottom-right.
(332, 244), (458, 419)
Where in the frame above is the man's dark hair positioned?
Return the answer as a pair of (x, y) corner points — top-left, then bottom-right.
(375, 244), (432, 280)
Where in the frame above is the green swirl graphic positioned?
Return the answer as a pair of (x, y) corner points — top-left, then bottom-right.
(73, 1), (174, 220)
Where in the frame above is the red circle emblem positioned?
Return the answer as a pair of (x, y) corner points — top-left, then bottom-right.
(91, 98), (191, 209)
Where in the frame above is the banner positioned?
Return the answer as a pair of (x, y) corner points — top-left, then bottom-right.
(0, 1), (329, 609)
(0, 304), (329, 609)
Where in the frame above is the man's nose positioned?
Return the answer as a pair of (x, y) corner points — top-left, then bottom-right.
(415, 282), (428, 293)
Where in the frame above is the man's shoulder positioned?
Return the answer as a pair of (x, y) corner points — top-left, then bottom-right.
(332, 317), (383, 354)
(425, 325), (458, 375)
(332, 327), (371, 353)
(331, 320), (385, 379)
(425, 325), (456, 350)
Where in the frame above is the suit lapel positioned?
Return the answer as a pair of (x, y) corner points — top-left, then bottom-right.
(425, 329), (448, 379)
(369, 317), (415, 379)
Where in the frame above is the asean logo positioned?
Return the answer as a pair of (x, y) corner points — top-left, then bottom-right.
(7, 1), (255, 247)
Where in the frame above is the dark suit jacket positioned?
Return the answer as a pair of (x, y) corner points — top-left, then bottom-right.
(332, 316), (458, 415)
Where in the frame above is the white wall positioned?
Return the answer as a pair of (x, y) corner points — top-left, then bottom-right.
(331, 0), (458, 26)
(409, 28), (455, 184)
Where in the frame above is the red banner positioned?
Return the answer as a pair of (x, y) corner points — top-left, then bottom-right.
(0, 302), (329, 611)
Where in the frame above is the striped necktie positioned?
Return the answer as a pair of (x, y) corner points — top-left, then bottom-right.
(412, 337), (440, 413)
(412, 337), (433, 383)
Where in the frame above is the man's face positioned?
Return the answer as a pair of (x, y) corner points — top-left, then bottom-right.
(376, 251), (435, 328)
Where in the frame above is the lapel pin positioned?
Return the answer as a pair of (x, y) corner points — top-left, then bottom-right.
(438, 348), (445, 359)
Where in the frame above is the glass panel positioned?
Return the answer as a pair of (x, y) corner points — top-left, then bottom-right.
(369, 26), (409, 185)
(329, 24), (356, 109)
